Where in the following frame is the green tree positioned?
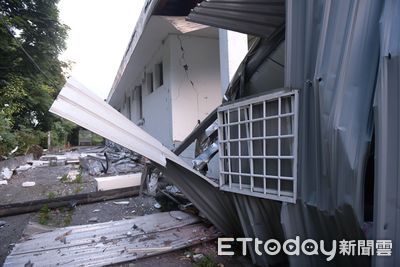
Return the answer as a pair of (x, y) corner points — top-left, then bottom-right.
(0, 0), (68, 131)
(0, 0), (72, 156)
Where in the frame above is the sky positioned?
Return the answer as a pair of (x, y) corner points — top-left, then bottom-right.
(58, 0), (146, 99)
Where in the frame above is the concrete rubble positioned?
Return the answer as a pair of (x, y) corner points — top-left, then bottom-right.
(21, 182), (35, 187)
(78, 142), (142, 176)
(0, 141), (146, 190)
(15, 164), (32, 173)
(1, 167), (13, 180)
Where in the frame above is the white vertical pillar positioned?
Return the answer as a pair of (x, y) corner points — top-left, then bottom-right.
(47, 131), (51, 150)
(219, 29), (248, 97)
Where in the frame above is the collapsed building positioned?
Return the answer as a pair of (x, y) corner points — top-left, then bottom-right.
(49, 0), (400, 266)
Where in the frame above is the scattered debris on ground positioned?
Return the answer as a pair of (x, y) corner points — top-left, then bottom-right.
(0, 142), (237, 266)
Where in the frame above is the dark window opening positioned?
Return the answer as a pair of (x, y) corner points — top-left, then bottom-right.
(147, 72), (153, 94)
(127, 96), (131, 120)
(364, 131), (375, 222)
(138, 86), (143, 119)
(155, 62), (163, 88)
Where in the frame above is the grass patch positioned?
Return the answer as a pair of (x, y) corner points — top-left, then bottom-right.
(39, 204), (50, 225)
(74, 172), (83, 184)
(47, 191), (56, 199)
(60, 170), (83, 184)
(63, 209), (74, 226)
(194, 255), (218, 267)
(60, 174), (68, 183)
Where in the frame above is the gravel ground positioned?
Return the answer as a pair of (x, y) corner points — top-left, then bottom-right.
(0, 164), (96, 205)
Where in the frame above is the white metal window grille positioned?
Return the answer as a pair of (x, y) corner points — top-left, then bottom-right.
(217, 90), (298, 203)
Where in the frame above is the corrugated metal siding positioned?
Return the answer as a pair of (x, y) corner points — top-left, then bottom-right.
(374, 1), (400, 265)
(187, 0), (285, 38)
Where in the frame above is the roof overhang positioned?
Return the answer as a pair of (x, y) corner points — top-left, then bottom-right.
(107, 0), (207, 106)
(107, 16), (180, 106)
(187, 0), (285, 38)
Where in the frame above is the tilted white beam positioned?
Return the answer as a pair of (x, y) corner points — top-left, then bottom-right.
(50, 78), (216, 186)
(50, 78), (167, 166)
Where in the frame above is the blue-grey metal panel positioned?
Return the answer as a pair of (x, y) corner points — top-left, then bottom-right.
(373, 1), (400, 266)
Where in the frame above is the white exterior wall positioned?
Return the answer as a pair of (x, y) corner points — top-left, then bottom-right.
(112, 33), (222, 178)
(141, 38), (173, 148)
(169, 34), (221, 142)
(114, 38), (174, 149)
(219, 30), (248, 96)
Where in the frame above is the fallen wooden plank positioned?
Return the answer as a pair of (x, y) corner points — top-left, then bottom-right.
(95, 173), (142, 191)
(0, 186), (140, 217)
(4, 211), (221, 267)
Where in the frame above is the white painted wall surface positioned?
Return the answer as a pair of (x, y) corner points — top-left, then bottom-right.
(219, 30), (248, 96)
(111, 32), (222, 178)
(169, 34), (221, 143)
(141, 38), (173, 148)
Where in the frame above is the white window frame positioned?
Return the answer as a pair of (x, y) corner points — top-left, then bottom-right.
(217, 90), (299, 203)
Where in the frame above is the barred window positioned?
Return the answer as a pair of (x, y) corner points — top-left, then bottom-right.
(217, 90), (298, 203)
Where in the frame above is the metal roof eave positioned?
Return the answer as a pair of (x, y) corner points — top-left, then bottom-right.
(186, 0), (285, 38)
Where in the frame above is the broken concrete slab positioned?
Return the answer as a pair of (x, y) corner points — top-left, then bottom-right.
(39, 155), (66, 166)
(30, 160), (49, 168)
(95, 173), (141, 191)
(0, 180), (8, 186)
(0, 168), (12, 180)
(21, 182), (35, 187)
(0, 154), (33, 174)
(66, 159), (80, 165)
(15, 164), (32, 173)
(88, 217), (98, 223)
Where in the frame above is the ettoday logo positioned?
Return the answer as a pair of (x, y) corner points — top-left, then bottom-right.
(218, 237), (337, 261)
(218, 237), (393, 260)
